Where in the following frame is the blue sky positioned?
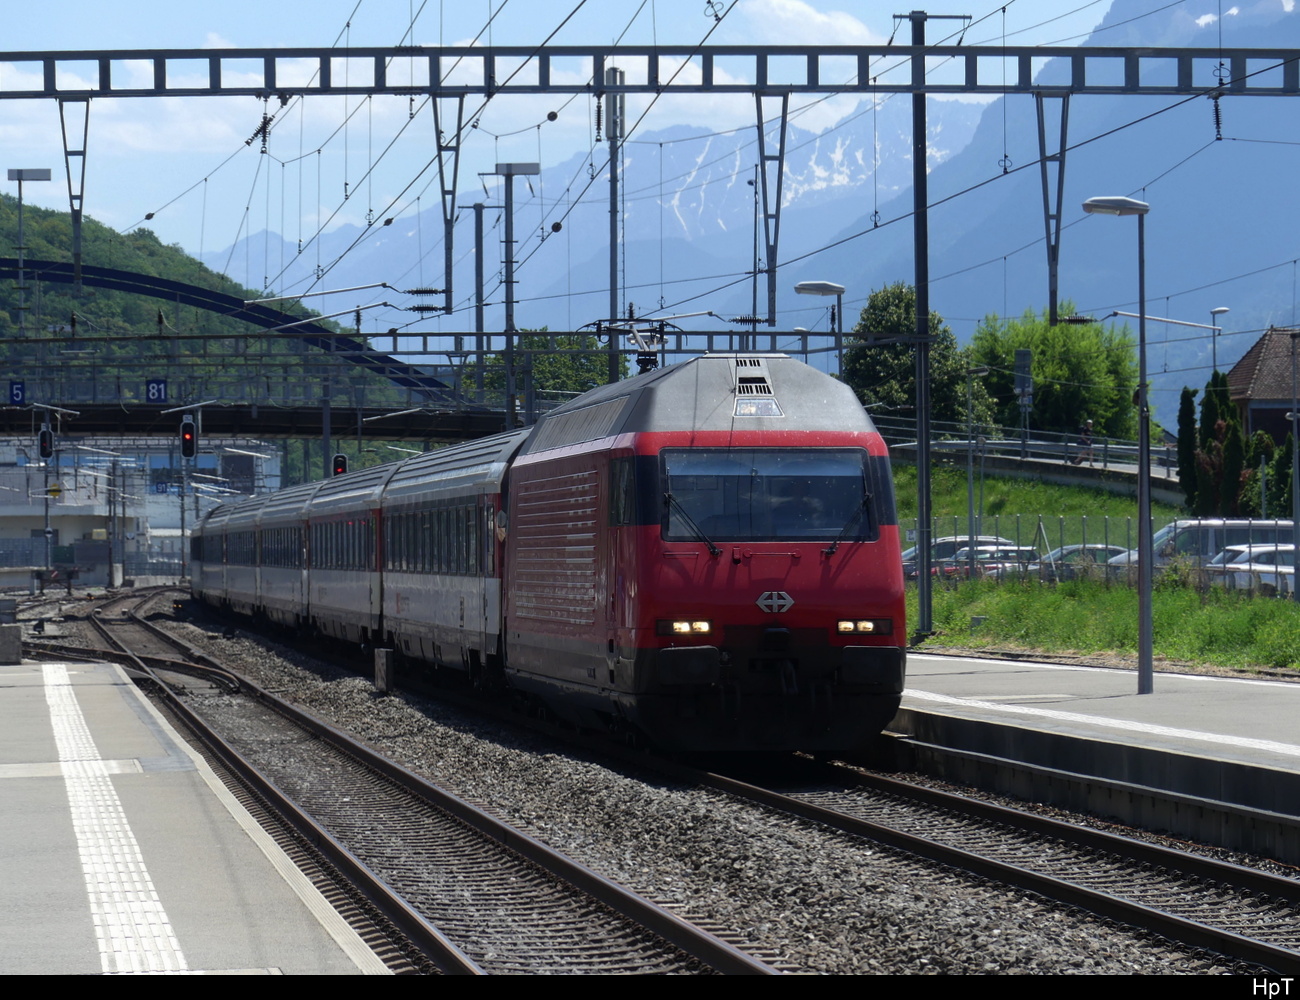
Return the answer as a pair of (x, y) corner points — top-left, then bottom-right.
(1, 0), (1124, 256)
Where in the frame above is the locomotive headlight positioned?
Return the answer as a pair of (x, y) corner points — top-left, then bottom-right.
(837, 619), (892, 634)
(658, 619), (712, 636)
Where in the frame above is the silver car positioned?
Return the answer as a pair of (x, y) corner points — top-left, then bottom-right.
(1207, 544), (1296, 596)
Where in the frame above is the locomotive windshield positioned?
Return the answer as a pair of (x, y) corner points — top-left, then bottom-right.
(661, 448), (875, 543)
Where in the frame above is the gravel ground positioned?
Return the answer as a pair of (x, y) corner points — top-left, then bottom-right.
(137, 602), (1258, 976)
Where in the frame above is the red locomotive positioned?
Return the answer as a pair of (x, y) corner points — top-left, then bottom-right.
(193, 354), (905, 752)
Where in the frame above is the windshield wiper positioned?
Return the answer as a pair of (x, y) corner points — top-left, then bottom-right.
(823, 493), (871, 556)
(664, 492), (721, 557)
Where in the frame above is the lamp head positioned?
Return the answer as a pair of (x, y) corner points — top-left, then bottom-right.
(1083, 195), (1150, 217)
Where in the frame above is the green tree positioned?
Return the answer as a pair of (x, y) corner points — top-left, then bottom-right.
(1193, 423), (1225, 517)
(461, 331), (628, 404)
(1177, 387), (1199, 509)
(1239, 433), (1276, 517)
(1198, 371), (1229, 450)
(968, 304), (1138, 438)
(842, 282), (993, 427)
(1182, 371), (1248, 516)
(1222, 417), (1246, 516)
(1269, 433), (1295, 518)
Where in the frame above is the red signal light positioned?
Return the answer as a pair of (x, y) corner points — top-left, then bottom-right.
(180, 416), (197, 459)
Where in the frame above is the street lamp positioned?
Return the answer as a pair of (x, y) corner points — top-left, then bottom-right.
(794, 281), (846, 374)
(1210, 306), (1230, 374)
(1083, 195), (1153, 695)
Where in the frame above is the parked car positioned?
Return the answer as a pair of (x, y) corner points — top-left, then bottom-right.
(1012, 544), (1131, 582)
(1109, 520), (1295, 571)
(902, 535), (1014, 579)
(1206, 543), (1296, 595)
(938, 545), (1040, 580)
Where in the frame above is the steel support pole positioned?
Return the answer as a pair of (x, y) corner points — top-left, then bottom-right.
(1136, 212), (1153, 694)
(607, 68), (625, 385)
(1291, 332), (1298, 603)
(504, 177), (518, 426)
(911, 11), (933, 636)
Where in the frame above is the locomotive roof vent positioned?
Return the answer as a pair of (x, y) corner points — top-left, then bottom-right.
(733, 358), (783, 417)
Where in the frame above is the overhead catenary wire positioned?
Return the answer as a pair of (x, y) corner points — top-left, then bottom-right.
(524, 48), (1294, 327)
(300, 1), (591, 293)
(86, 4), (1264, 389)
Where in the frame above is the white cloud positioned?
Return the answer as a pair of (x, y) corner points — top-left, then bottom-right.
(734, 0), (883, 46)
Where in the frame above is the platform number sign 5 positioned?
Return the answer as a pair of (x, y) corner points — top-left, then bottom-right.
(9, 382), (23, 406)
(147, 379), (167, 403)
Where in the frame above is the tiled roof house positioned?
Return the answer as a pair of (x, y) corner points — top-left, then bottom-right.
(1226, 326), (1300, 443)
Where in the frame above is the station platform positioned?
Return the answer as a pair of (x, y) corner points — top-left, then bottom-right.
(0, 658), (389, 975)
(893, 652), (1300, 862)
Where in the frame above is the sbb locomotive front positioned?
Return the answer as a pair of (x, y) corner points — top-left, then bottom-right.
(192, 354), (906, 752)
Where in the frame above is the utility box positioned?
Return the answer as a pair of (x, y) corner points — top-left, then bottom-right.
(0, 623), (21, 664)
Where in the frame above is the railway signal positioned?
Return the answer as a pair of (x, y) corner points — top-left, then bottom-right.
(37, 425), (54, 460)
(179, 415), (197, 458)
(332, 453), (348, 476)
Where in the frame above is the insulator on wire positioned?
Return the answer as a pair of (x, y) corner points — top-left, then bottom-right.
(405, 288), (442, 296)
(1212, 93), (1223, 141)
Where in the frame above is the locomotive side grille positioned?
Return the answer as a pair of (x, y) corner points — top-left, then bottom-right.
(736, 377), (773, 396)
(529, 397), (629, 453)
(513, 467), (599, 625)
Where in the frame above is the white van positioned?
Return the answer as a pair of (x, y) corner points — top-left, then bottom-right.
(1108, 520), (1297, 568)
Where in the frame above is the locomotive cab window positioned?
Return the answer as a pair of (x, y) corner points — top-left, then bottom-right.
(661, 449), (876, 543)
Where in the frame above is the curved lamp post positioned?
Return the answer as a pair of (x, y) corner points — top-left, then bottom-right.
(794, 281), (846, 374)
(1210, 306), (1230, 374)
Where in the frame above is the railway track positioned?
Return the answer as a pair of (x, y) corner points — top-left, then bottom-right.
(39, 592), (780, 975)
(684, 757), (1300, 975)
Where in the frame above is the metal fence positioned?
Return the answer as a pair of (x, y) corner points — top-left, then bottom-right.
(905, 515), (1300, 596)
(904, 514), (1143, 555)
(0, 538), (47, 568)
(874, 414), (1178, 478)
